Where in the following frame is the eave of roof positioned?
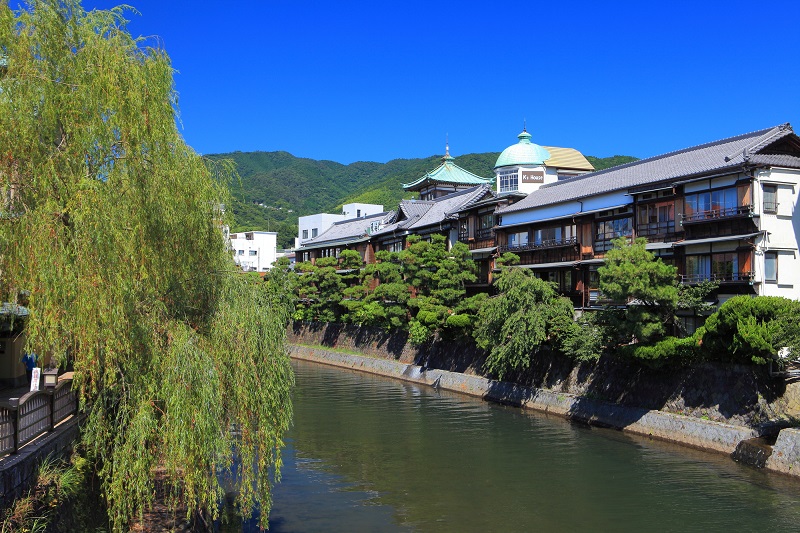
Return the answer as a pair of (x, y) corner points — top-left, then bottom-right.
(403, 157), (491, 190)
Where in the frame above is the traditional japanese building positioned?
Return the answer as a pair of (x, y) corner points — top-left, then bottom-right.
(402, 144), (491, 200)
(372, 185), (494, 253)
(495, 123), (800, 316)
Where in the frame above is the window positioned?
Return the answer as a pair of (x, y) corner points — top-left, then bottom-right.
(499, 169), (518, 193)
(685, 255), (711, 282)
(685, 191), (711, 219)
(237, 250), (244, 256)
(311, 228), (318, 238)
(763, 185), (778, 214)
(685, 253), (746, 283)
(459, 218), (470, 241)
(636, 201), (674, 236)
(594, 217), (632, 252)
(765, 252), (778, 282)
(357, 209), (361, 218)
(302, 229), (308, 239)
(684, 186), (743, 221)
(507, 231), (529, 248)
(712, 252), (738, 281)
(388, 241), (404, 253)
(249, 250), (258, 256)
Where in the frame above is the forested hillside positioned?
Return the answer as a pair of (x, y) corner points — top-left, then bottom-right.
(209, 151), (637, 249)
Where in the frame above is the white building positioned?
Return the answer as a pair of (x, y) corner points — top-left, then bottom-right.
(296, 202), (383, 249)
(230, 231), (278, 272)
(494, 129), (595, 195)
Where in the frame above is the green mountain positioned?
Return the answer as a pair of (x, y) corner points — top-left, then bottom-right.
(209, 151), (638, 249)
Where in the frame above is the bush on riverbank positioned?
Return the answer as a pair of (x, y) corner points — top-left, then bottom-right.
(697, 295), (800, 365)
(283, 238), (799, 373)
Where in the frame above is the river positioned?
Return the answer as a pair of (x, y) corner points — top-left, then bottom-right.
(230, 359), (800, 531)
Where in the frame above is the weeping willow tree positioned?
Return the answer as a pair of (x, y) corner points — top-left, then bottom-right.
(0, 1), (293, 529)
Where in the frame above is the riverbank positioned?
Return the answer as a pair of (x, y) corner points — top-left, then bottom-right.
(288, 322), (800, 478)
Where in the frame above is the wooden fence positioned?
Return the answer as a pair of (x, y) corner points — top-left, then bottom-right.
(0, 379), (77, 457)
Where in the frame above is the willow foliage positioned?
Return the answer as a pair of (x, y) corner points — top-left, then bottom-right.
(0, 1), (292, 529)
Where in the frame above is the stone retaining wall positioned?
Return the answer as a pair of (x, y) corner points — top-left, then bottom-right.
(289, 322), (800, 428)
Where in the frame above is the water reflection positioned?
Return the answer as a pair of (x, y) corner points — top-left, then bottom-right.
(242, 359), (800, 532)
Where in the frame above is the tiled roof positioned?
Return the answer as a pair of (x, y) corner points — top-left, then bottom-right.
(499, 124), (797, 215)
(403, 155), (491, 190)
(373, 185), (493, 237)
(299, 211), (394, 249)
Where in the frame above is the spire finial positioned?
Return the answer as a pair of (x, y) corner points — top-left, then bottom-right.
(442, 133), (453, 162)
(523, 118), (527, 132)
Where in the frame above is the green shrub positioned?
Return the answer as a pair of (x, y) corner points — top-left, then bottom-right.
(445, 313), (472, 329)
(408, 320), (432, 345)
(550, 314), (603, 362)
(699, 295), (800, 364)
(628, 335), (700, 364)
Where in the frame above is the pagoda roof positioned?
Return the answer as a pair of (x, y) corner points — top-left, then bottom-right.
(403, 154), (491, 191)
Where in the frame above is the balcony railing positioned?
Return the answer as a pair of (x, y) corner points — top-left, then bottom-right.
(680, 271), (754, 284)
(0, 378), (77, 458)
(681, 204), (753, 224)
(499, 237), (577, 253)
(476, 227), (494, 240)
(637, 221), (676, 238)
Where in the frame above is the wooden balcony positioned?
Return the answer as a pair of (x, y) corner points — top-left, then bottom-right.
(680, 271), (754, 284)
(681, 204), (753, 224)
(499, 237), (578, 253)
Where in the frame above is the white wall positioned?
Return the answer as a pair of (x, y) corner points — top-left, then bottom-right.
(297, 213), (344, 247)
(296, 203), (384, 248)
(230, 231), (278, 272)
(342, 203), (383, 219)
(756, 167), (800, 299)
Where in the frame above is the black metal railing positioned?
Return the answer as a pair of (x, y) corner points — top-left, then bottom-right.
(0, 378), (77, 457)
(476, 227), (494, 240)
(499, 237), (578, 253)
(637, 221), (676, 237)
(763, 201), (779, 214)
(680, 271), (754, 284)
(681, 204), (753, 224)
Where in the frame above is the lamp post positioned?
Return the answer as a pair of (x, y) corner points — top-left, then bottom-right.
(42, 368), (59, 389)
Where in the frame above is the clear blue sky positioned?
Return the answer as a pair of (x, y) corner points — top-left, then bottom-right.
(79, 0), (800, 164)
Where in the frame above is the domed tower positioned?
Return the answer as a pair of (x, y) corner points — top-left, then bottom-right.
(494, 129), (553, 194)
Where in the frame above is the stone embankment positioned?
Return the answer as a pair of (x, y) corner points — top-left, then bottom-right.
(288, 322), (800, 478)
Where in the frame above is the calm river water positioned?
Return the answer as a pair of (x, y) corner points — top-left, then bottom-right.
(237, 359), (800, 531)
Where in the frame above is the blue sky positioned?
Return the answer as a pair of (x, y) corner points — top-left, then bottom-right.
(79, 1), (800, 164)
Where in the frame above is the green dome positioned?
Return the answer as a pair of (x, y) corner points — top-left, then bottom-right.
(494, 130), (551, 169)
